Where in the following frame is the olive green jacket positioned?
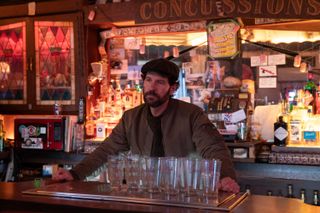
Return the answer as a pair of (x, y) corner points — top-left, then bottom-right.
(72, 98), (236, 180)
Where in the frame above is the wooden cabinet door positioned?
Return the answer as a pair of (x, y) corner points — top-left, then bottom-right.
(34, 20), (76, 106)
(0, 20), (27, 106)
(0, 12), (85, 115)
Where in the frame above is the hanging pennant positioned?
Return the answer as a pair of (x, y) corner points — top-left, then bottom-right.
(173, 47), (179, 58)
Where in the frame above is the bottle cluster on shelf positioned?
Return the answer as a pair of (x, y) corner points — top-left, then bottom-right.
(85, 79), (143, 140)
(274, 86), (320, 147)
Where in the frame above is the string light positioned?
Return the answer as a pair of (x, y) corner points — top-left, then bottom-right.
(300, 62), (307, 73)
(294, 55), (301, 67)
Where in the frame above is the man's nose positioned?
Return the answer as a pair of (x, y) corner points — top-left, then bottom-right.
(149, 81), (156, 89)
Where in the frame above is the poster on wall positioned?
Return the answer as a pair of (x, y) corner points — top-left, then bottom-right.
(207, 19), (240, 59)
(124, 37), (141, 50)
(110, 48), (128, 75)
(183, 62), (205, 89)
(127, 65), (141, 80)
(268, 54), (286, 65)
(250, 55), (268, 67)
(258, 66), (277, 77)
(259, 77), (277, 88)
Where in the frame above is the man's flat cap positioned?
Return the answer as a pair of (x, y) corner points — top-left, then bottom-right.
(141, 58), (179, 82)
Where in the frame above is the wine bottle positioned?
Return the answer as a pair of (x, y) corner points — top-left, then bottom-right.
(274, 116), (288, 146)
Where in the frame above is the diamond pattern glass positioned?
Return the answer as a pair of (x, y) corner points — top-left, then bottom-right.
(35, 21), (75, 105)
(0, 22), (26, 104)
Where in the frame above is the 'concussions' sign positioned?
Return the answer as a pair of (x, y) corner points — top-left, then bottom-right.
(136, 0), (320, 23)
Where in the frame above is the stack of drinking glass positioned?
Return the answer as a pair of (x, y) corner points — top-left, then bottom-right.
(107, 155), (221, 201)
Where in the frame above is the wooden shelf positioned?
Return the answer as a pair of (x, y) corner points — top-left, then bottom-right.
(226, 141), (263, 148)
(231, 158), (256, 163)
(15, 149), (85, 165)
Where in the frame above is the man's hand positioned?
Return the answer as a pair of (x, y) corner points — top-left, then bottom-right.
(219, 177), (240, 193)
(52, 168), (74, 181)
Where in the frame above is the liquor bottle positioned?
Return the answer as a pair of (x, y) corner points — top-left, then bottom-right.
(313, 190), (319, 206)
(300, 189), (306, 203)
(245, 185), (251, 195)
(0, 120), (4, 152)
(85, 106), (96, 139)
(286, 184), (295, 198)
(274, 116), (288, 146)
(316, 81), (320, 114)
(78, 96), (86, 124)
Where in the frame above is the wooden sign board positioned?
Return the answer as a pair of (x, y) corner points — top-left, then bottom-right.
(207, 19), (240, 59)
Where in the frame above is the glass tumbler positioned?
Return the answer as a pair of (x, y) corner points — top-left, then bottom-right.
(125, 154), (141, 192)
(200, 159), (221, 201)
(160, 157), (180, 195)
(107, 155), (125, 190)
(180, 157), (201, 196)
(140, 156), (161, 193)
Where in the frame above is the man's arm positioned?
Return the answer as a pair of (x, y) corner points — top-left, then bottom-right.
(64, 114), (130, 181)
(191, 111), (239, 192)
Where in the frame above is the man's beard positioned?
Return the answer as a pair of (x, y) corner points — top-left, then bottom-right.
(143, 89), (171, 108)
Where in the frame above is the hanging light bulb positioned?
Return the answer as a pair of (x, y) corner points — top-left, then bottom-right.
(300, 62), (307, 73)
(294, 55), (301, 67)
(163, 50), (170, 58)
(173, 47), (179, 58)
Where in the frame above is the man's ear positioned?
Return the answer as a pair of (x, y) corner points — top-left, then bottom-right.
(170, 82), (180, 94)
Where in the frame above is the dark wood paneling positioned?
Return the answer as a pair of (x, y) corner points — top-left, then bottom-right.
(36, 0), (85, 15)
(0, 4), (27, 19)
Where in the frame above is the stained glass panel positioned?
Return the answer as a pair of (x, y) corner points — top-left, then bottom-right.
(35, 21), (75, 105)
(0, 22), (26, 104)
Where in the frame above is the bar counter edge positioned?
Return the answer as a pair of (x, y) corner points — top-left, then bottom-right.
(0, 181), (319, 213)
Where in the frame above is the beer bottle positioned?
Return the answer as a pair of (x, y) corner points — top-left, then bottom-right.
(286, 184), (295, 198)
(300, 189), (306, 203)
(313, 190), (319, 206)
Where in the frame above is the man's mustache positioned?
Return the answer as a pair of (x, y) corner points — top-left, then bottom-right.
(144, 91), (159, 98)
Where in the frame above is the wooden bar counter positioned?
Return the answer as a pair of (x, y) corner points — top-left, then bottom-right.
(0, 181), (318, 213)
